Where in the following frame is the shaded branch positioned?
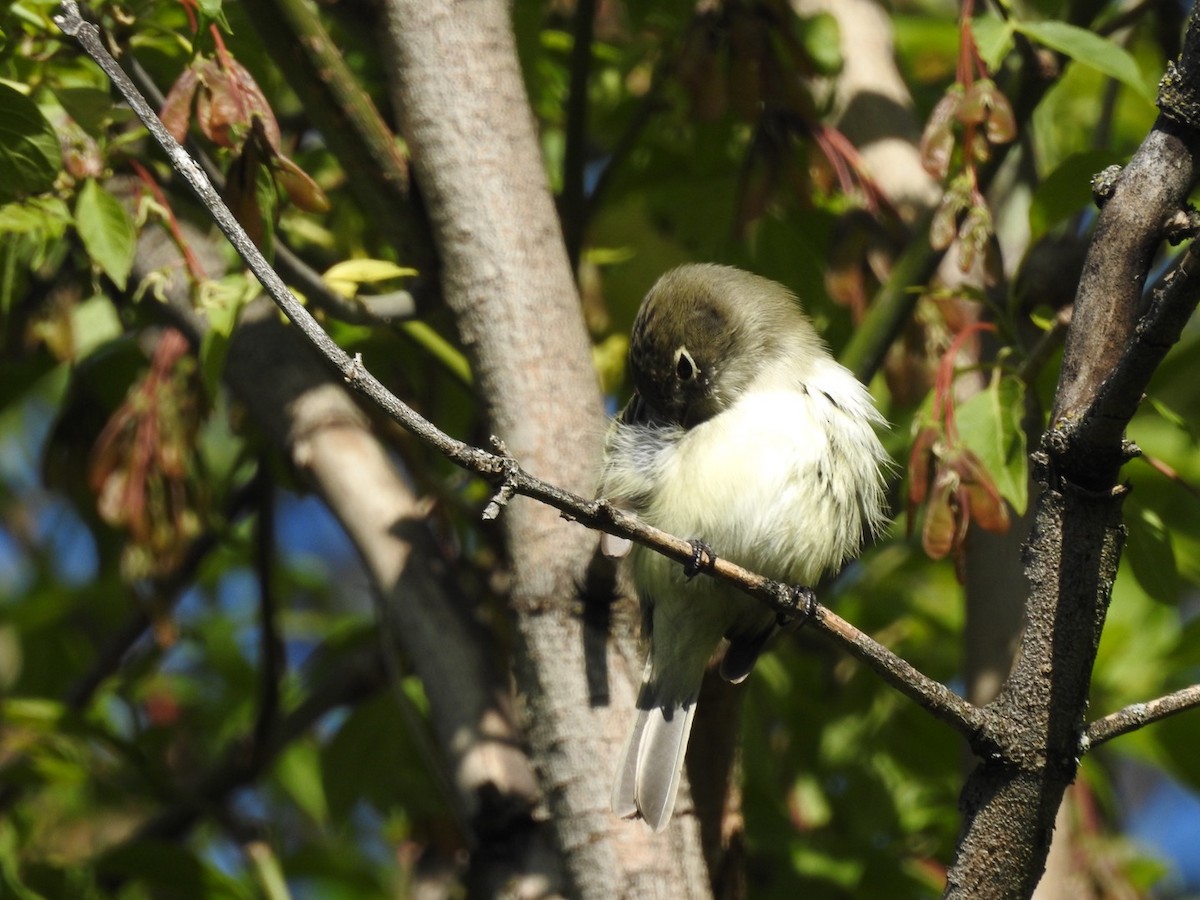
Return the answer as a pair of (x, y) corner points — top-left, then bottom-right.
(1084, 684), (1200, 750)
(1061, 203), (1200, 441)
(251, 468), (284, 765)
(560, 0), (596, 274)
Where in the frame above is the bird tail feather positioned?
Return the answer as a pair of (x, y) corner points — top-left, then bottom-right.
(611, 697), (697, 831)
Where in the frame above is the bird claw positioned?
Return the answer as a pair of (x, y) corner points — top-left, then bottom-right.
(784, 585), (817, 625)
(684, 539), (716, 579)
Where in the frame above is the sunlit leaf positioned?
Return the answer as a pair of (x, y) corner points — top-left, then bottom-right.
(971, 14), (1014, 71)
(273, 154), (331, 214)
(74, 179), (136, 291)
(324, 258), (419, 300)
(70, 294), (123, 360)
(956, 375), (1028, 516)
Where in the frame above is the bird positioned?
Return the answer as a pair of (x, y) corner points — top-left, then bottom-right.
(599, 263), (890, 831)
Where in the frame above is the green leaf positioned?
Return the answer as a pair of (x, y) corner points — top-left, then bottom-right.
(971, 14), (1014, 71)
(0, 83), (62, 203)
(198, 274), (255, 397)
(0, 196), (71, 235)
(322, 258), (418, 297)
(54, 86), (121, 136)
(275, 739), (329, 825)
(1013, 20), (1154, 104)
(1029, 150), (1121, 241)
(74, 179), (136, 291)
(70, 294), (123, 359)
(799, 13), (843, 77)
(1125, 501), (1181, 605)
(321, 688), (444, 819)
(955, 375), (1028, 515)
(195, 0), (232, 34)
(1145, 395), (1200, 445)
(0, 820), (46, 900)
(399, 320), (472, 386)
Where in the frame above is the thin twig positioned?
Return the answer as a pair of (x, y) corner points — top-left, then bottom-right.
(1083, 683), (1200, 750)
(56, 0), (983, 742)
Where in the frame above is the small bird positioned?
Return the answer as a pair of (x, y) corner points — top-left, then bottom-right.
(599, 263), (890, 831)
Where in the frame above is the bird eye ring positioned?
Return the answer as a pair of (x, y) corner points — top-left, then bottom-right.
(674, 347), (697, 382)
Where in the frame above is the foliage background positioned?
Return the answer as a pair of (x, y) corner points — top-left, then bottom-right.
(1, 0), (1199, 897)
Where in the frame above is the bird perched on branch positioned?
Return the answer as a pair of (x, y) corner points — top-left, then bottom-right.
(599, 263), (890, 831)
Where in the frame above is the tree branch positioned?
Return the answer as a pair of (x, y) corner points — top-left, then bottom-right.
(944, 5), (1200, 894)
(560, 0), (596, 274)
(1084, 684), (1200, 750)
(251, 468), (284, 766)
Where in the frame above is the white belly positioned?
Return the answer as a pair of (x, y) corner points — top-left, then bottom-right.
(640, 388), (868, 587)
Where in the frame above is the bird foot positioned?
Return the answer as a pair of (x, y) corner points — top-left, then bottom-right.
(683, 539), (716, 579)
(783, 585), (818, 626)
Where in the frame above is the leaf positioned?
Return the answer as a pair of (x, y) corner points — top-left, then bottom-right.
(1029, 150), (1121, 241)
(971, 14), (1014, 71)
(956, 375), (1028, 515)
(1145, 395), (1200, 445)
(54, 86), (122, 136)
(275, 740), (329, 825)
(195, 0), (232, 34)
(323, 259), (418, 297)
(799, 13), (842, 77)
(195, 57), (280, 150)
(74, 179), (136, 291)
(400, 320), (472, 385)
(921, 467), (959, 560)
(919, 90), (961, 180)
(70, 294), (123, 359)
(272, 154), (330, 214)
(321, 689), (445, 819)
(0, 83), (62, 203)
(160, 65), (201, 143)
(1013, 20), (1154, 104)
(1125, 502), (1181, 605)
(0, 196), (71, 235)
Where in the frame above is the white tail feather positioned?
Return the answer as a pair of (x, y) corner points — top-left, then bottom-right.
(611, 701), (697, 831)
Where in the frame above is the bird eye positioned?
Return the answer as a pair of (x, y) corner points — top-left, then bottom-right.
(674, 347), (697, 382)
